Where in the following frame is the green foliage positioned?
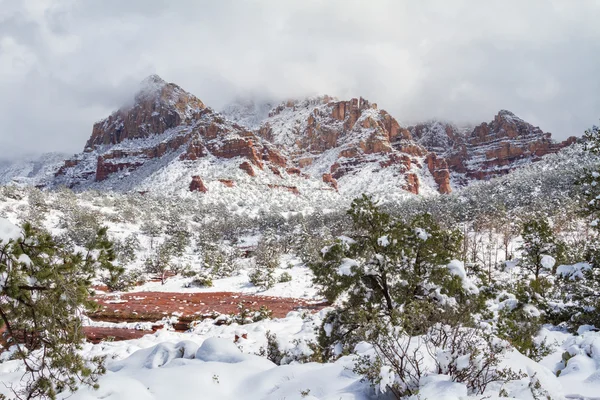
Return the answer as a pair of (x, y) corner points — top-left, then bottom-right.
(278, 271), (292, 283)
(518, 218), (564, 287)
(113, 234), (140, 265)
(163, 214), (191, 257)
(0, 221), (106, 399)
(572, 128), (600, 328)
(143, 242), (173, 285)
(497, 306), (544, 360)
(308, 196), (509, 397)
(231, 302), (273, 325)
(262, 330), (284, 365)
(249, 234), (281, 290)
(140, 219), (162, 249)
(311, 195), (472, 354)
(58, 205), (106, 251)
(257, 330), (324, 366)
(185, 271), (213, 288)
(101, 266), (143, 292)
(201, 243), (237, 279)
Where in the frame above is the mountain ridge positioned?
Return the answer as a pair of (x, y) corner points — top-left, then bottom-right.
(0, 75), (577, 198)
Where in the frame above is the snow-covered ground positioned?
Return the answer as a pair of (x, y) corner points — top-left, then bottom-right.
(3, 309), (599, 399)
(1, 172), (600, 399)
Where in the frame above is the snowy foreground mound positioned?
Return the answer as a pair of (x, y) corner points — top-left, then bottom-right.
(3, 311), (598, 400)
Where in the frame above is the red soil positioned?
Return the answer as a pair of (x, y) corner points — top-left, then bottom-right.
(84, 291), (327, 343)
(83, 327), (153, 344)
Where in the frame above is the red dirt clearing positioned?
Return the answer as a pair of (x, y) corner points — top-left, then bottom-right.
(91, 291), (325, 321)
(83, 327), (152, 344)
(84, 292), (328, 342)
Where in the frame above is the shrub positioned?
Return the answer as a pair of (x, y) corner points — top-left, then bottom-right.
(143, 242), (173, 284)
(231, 302), (273, 325)
(311, 195), (474, 355)
(278, 272), (292, 283)
(249, 234), (281, 290)
(354, 323), (524, 398)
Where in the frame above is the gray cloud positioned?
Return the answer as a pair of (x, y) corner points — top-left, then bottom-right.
(1, 0), (599, 159)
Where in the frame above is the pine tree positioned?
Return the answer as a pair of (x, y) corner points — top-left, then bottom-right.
(517, 218), (563, 294)
(0, 220), (106, 399)
(310, 195), (472, 355)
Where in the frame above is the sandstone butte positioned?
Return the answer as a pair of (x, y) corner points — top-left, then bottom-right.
(52, 75), (576, 196)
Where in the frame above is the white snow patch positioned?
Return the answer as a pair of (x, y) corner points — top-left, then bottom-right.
(337, 258), (359, 276)
(0, 218), (21, 243)
(541, 255), (556, 270)
(446, 260), (479, 294)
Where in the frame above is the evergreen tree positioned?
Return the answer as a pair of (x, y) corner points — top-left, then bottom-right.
(517, 218), (563, 295)
(0, 220), (105, 399)
(310, 195), (473, 355)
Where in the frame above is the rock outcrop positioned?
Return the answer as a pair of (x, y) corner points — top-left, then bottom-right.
(189, 176), (208, 193)
(218, 179), (235, 187)
(239, 161), (255, 177)
(267, 184), (300, 195)
(85, 75), (205, 148)
(256, 96), (427, 193)
(322, 173), (338, 191)
(425, 153), (452, 194)
(53, 75), (287, 189)
(44, 77), (576, 196)
(411, 111), (576, 185)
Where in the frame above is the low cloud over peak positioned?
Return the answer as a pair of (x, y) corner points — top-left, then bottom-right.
(1, 0), (599, 159)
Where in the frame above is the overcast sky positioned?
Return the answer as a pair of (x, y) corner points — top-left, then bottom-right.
(1, 0), (599, 159)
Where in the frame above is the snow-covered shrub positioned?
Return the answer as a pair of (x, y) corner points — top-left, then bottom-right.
(53, 186), (78, 213)
(554, 261), (600, 329)
(183, 267), (213, 288)
(101, 267), (144, 292)
(163, 211), (192, 256)
(113, 234), (140, 265)
(231, 302), (273, 325)
(59, 205), (104, 249)
(355, 323), (522, 398)
(278, 271), (292, 283)
(517, 217), (564, 293)
(114, 199), (140, 223)
(495, 288), (550, 361)
(201, 243), (237, 279)
(0, 184), (24, 200)
(311, 195), (477, 357)
(257, 331), (323, 366)
(259, 330), (284, 365)
(143, 242), (173, 284)
(140, 218), (162, 249)
(426, 324), (524, 392)
(249, 234), (281, 290)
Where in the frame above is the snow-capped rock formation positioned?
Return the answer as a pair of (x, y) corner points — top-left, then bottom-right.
(51, 75), (291, 194)
(410, 111), (577, 186)
(255, 96), (438, 194)
(2, 75), (576, 198)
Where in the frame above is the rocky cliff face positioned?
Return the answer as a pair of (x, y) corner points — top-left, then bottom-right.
(411, 111), (577, 185)
(40, 76), (576, 197)
(254, 96), (438, 195)
(53, 76), (287, 191)
(85, 75), (206, 149)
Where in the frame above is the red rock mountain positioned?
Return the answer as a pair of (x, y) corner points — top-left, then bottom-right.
(255, 96), (432, 194)
(410, 111), (576, 185)
(53, 75), (287, 191)
(49, 76), (575, 196)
